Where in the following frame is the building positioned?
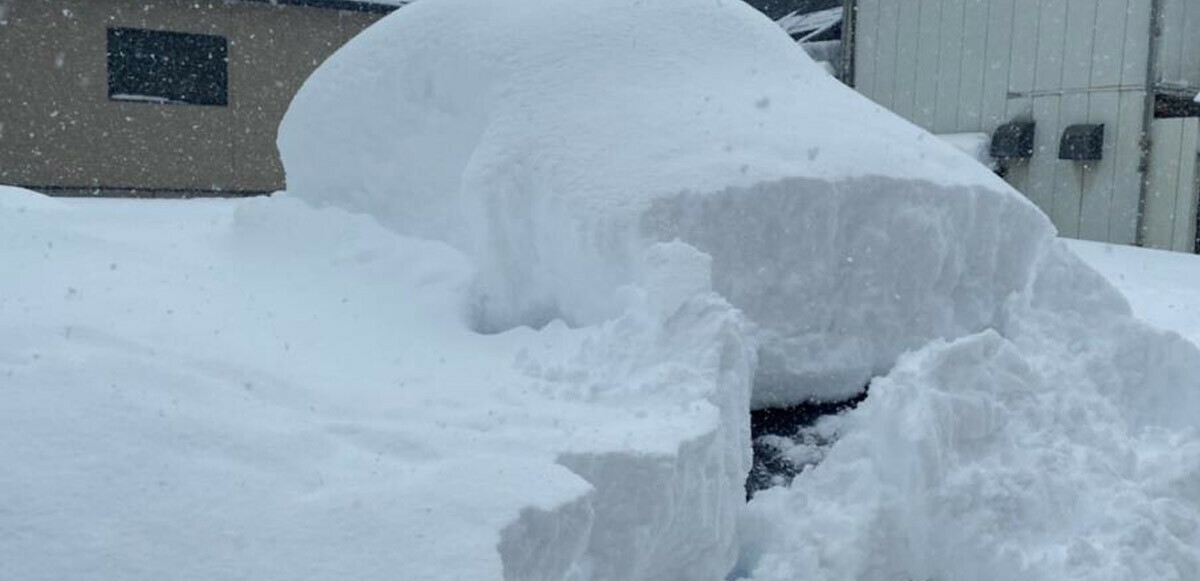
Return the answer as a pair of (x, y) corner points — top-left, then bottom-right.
(0, 0), (402, 197)
(845, 0), (1200, 253)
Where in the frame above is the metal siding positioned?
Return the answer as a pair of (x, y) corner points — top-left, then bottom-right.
(1079, 91), (1123, 241)
(1022, 96), (1059, 216)
(1051, 0), (1099, 238)
(1171, 121), (1199, 251)
(1157, 0), (1185, 87)
(848, 0), (1162, 248)
(913, 0), (942, 128)
(873, 0), (902, 110)
(1122, 0), (1153, 87)
(1185, 0), (1200, 91)
(1001, 0), (1038, 195)
(1110, 0), (1153, 245)
(979, 0), (1015, 129)
(1144, 118), (1186, 249)
(1089, 0), (1129, 88)
(1078, 0), (1129, 241)
(1033, 0), (1067, 93)
(956, 0), (989, 131)
(892, 0), (923, 119)
(1020, 0), (1067, 219)
(1110, 91), (1149, 245)
(933, 0), (966, 132)
(854, 0), (879, 96)
(1006, 0), (1040, 111)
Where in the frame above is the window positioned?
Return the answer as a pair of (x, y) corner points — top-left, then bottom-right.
(107, 28), (228, 106)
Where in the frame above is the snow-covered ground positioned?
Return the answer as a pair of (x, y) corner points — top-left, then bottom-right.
(1, 188), (752, 580)
(1068, 239), (1200, 347)
(4, 0), (1200, 579)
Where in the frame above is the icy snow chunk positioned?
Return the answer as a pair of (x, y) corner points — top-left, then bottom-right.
(280, 0), (1047, 403)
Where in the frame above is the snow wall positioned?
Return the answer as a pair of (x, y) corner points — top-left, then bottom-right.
(279, 0), (1200, 579)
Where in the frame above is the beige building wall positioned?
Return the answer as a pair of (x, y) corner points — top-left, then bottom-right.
(0, 0), (384, 195)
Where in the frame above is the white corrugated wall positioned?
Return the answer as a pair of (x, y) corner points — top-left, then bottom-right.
(852, 0), (1156, 246)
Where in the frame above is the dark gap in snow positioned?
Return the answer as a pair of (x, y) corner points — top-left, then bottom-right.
(745, 387), (868, 499)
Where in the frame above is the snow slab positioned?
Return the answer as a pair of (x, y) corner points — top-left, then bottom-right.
(1, 190), (753, 581)
(280, 0), (1047, 406)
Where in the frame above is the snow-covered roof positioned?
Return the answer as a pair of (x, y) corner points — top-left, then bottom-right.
(776, 6), (842, 42)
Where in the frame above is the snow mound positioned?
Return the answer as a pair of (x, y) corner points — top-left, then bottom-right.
(276, 2), (1200, 577)
(280, 0), (1043, 404)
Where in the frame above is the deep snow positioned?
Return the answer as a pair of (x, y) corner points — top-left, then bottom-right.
(1, 187), (751, 580)
(5, 0), (1200, 579)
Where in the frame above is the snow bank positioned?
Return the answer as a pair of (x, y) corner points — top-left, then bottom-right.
(1, 192), (752, 581)
(280, 0), (1047, 404)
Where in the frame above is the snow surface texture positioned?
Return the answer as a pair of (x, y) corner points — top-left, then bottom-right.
(1068, 239), (1200, 348)
(278, 0), (1200, 578)
(1, 189), (752, 581)
(280, 0), (1042, 406)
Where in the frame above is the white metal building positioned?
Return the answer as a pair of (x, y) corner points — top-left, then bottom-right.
(846, 0), (1200, 253)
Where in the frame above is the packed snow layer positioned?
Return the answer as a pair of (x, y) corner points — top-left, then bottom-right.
(0, 189), (753, 581)
(280, 0), (1047, 404)
(1067, 239), (1200, 347)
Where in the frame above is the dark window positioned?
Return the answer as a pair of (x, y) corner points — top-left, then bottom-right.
(107, 28), (228, 106)
(1154, 93), (1200, 119)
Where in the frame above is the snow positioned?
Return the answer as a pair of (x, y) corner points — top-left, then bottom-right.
(281, 0), (1041, 406)
(1, 189), (752, 580)
(6, 0), (1200, 579)
(1067, 239), (1200, 347)
(937, 132), (998, 170)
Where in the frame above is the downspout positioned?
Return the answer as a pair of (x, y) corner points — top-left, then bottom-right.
(1136, 0), (1164, 245)
(840, 0), (856, 86)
